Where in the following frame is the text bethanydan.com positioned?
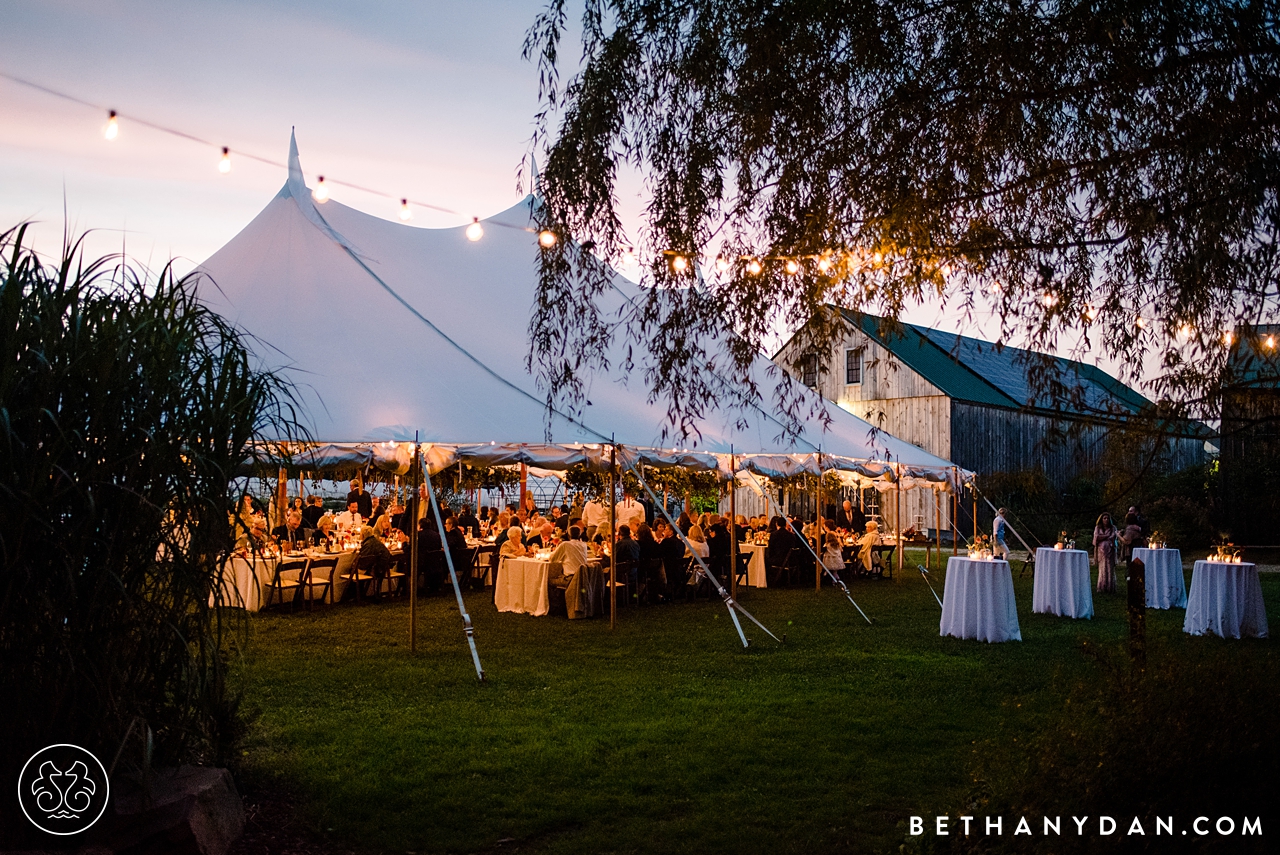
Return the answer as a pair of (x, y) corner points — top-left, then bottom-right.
(909, 815), (1261, 839)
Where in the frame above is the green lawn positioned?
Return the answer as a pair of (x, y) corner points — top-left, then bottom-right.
(234, 550), (1280, 853)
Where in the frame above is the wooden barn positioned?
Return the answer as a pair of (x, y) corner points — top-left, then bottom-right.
(773, 309), (1207, 536)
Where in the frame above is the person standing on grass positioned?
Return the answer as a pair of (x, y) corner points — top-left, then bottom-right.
(1094, 512), (1119, 593)
(993, 508), (1012, 559)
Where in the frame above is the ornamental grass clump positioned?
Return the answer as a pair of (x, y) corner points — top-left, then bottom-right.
(0, 224), (304, 839)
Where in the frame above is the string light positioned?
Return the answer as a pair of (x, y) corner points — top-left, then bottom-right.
(312, 176), (329, 203)
(746, 259), (763, 276)
(1136, 315), (1148, 329)
(1267, 335), (1276, 350)
(1177, 323), (1193, 340)
(817, 258), (832, 274)
(672, 255), (689, 273)
(1042, 293), (1058, 307)
(622, 246), (636, 265)
(1084, 304), (1098, 321)
(104, 110), (118, 140)
(399, 199), (413, 222)
(784, 259), (800, 275)
(465, 217), (483, 241)
(1223, 330), (1234, 347)
(218, 147), (231, 174)
(988, 281), (1001, 294)
(714, 255), (730, 273)
(538, 229), (558, 248)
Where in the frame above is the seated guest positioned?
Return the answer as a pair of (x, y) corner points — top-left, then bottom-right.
(526, 522), (555, 550)
(676, 511), (693, 535)
(735, 515), (750, 540)
(312, 515), (336, 547)
(656, 520), (690, 594)
(499, 526), (527, 560)
(549, 526), (592, 585)
(272, 510), (311, 549)
(615, 524), (641, 562)
(705, 514), (730, 572)
(822, 533), (845, 571)
(494, 515), (519, 550)
(857, 520), (881, 573)
(334, 501), (363, 533)
(418, 517), (443, 552)
(766, 516), (798, 582)
(551, 504), (570, 533)
(373, 512), (401, 543)
(636, 522), (665, 602)
(355, 525), (394, 594)
(301, 495), (325, 529)
(368, 495), (385, 524)
(591, 520), (612, 556)
(686, 525), (710, 559)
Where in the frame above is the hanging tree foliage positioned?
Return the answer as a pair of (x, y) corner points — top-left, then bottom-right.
(524, 0), (1280, 436)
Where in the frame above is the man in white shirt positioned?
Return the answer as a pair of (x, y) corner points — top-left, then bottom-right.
(615, 493), (645, 533)
(549, 531), (592, 581)
(334, 501), (363, 533)
(582, 496), (608, 538)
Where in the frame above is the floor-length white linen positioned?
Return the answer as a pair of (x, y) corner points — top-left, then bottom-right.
(494, 556), (552, 616)
(1184, 561), (1269, 639)
(1032, 548), (1094, 619)
(1131, 548), (1187, 609)
(216, 551), (357, 612)
(742, 543), (768, 588)
(940, 557), (1022, 642)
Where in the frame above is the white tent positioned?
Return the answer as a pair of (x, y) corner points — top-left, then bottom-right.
(194, 134), (964, 483)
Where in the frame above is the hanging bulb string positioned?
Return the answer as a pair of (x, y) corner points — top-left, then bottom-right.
(0, 68), (534, 232)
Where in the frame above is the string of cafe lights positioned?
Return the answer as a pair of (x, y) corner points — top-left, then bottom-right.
(3, 72), (1269, 350)
(0, 70), (556, 246)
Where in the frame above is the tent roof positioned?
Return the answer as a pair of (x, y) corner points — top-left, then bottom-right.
(195, 133), (961, 475)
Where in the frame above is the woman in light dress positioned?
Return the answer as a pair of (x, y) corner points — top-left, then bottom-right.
(499, 526), (527, 560)
(686, 524), (710, 559)
(1093, 512), (1118, 593)
(822, 533), (845, 572)
(856, 520), (881, 574)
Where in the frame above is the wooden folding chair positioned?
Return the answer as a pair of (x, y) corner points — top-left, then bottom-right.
(303, 555), (339, 606)
(264, 557), (308, 612)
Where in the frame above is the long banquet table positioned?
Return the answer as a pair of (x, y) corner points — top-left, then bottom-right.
(1183, 560), (1269, 639)
(940, 556), (1022, 642)
(218, 549), (358, 612)
(1131, 547), (1187, 609)
(1032, 547), (1094, 619)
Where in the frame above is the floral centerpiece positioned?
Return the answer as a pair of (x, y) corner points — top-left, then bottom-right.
(1210, 537), (1243, 563)
(1055, 530), (1068, 549)
(968, 534), (994, 559)
(1147, 529), (1167, 549)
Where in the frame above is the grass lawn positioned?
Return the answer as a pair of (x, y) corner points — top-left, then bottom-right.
(233, 549), (1280, 853)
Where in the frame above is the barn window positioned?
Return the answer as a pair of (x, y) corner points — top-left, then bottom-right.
(801, 353), (819, 387)
(845, 348), (863, 384)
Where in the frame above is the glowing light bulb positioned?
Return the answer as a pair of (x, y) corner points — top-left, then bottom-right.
(672, 255), (689, 273)
(1267, 335), (1276, 350)
(538, 229), (558, 248)
(714, 255), (730, 273)
(1042, 293), (1058, 307)
(988, 281), (1001, 294)
(784, 259), (800, 275)
(872, 251), (883, 264)
(1223, 330), (1234, 346)
(1136, 316), (1147, 329)
(746, 259), (763, 276)
(1084, 304), (1098, 321)
(218, 147), (231, 174)
(466, 217), (483, 240)
(622, 246), (637, 265)
(104, 110), (118, 140)
(313, 176), (329, 203)
(817, 258), (832, 274)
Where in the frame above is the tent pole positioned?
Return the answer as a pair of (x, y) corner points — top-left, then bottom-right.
(730, 447), (738, 599)
(609, 445), (617, 629)
(520, 462), (528, 511)
(422, 457), (486, 682)
(934, 488), (942, 571)
(972, 484), (978, 544)
(815, 451), (823, 591)
(410, 438), (419, 654)
(952, 467), (959, 554)
(895, 459), (903, 576)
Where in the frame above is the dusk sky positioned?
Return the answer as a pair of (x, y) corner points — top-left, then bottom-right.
(1, 0), (1138, 385)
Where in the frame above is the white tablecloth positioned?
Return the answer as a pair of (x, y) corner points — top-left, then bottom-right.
(1032, 548), (1093, 618)
(1130, 548), (1187, 609)
(940, 557), (1022, 642)
(495, 556), (552, 616)
(740, 543), (768, 587)
(1184, 561), (1269, 639)
(217, 550), (357, 612)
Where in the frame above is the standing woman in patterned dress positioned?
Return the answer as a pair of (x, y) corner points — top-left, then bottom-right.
(1093, 512), (1119, 593)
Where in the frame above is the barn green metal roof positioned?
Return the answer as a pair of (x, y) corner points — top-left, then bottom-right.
(840, 310), (1155, 417)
